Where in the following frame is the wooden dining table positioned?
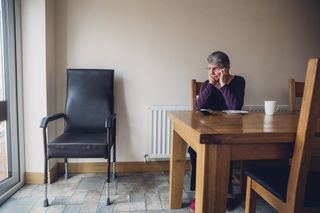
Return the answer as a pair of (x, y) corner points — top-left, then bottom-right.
(168, 111), (300, 213)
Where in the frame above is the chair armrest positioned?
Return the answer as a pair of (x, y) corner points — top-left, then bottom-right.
(105, 113), (116, 128)
(40, 113), (65, 128)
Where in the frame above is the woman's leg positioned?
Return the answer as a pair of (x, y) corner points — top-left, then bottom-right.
(188, 147), (196, 191)
(228, 161), (233, 194)
(188, 146), (234, 193)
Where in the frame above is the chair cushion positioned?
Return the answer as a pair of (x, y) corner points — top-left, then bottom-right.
(48, 133), (108, 158)
(246, 166), (320, 208)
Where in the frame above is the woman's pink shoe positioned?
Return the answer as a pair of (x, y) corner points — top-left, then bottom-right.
(189, 198), (195, 212)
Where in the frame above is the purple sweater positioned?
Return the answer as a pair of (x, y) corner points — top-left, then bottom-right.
(196, 75), (245, 111)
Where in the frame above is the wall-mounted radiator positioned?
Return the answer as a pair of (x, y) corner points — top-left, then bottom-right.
(147, 105), (192, 159)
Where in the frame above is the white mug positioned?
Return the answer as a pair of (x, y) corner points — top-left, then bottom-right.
(264, 100), (279, 115)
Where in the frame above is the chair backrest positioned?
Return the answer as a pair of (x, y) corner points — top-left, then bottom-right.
(64, 69), (114, 133)
(288, 79), (305, 112)
(191, 79), (203, 111)
(287, 58), (320, 210)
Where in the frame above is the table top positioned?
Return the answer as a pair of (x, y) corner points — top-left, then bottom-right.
(168, 111), (303, 144)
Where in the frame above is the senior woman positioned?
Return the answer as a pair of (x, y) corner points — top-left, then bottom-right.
(188, 51), (245, 212)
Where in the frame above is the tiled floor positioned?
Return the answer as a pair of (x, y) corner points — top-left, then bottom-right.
(0, 172), (276, 213)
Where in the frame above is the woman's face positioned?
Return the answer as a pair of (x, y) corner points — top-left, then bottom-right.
(207, 63), (226, 81)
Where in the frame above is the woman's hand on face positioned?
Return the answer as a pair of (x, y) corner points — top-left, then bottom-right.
(219, 69), (229, 87)
(208, 71), (220, 85)
(208, 72), (217, 84)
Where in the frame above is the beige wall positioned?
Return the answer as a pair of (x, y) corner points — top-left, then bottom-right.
(22, 0), (320, 171)
(22, 0), (57, 172)
(54, 0), (320, 162)
(22, 0), (47, 172)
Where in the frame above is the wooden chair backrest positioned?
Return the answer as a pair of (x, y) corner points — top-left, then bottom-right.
(287, 58), (320, 211)
(288, 79), (305, 112)
(191, 79), (203, 111)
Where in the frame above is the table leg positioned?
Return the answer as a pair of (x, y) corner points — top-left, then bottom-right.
(195, 144), (231, 213)
(169, 128), (188, 208)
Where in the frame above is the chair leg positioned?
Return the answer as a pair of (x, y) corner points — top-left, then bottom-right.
(64, 158), (69, 180)
(112, 122), (116, 179)
(106, 146), (112, 206)
(245, 177), (257, 213)
(43, 158), (49, 207)
(112, 145), (116, 179)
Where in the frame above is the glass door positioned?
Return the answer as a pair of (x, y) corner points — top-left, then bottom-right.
(0, 0), (23, 203)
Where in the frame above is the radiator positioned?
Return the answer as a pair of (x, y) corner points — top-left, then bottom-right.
(147, 105), (192, 159)
(146, 105), (289, 160)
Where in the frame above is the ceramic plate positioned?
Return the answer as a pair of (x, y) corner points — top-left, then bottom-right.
(222, 110), (248, 115)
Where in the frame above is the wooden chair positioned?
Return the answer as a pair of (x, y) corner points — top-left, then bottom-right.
(191, 79), (203, 111)
(289, 77), (320, 172)
(245, 58), (320, 213)
(288, 79), (304, 112)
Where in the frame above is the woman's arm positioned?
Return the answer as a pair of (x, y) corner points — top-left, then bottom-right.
(219, 77), (245, 110)
(196, 81), (215, 110)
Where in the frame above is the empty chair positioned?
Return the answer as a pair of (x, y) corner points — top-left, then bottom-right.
(245, 58), (320, 213)
(288, 79), (304, 112)
(40, 69), (116, 206)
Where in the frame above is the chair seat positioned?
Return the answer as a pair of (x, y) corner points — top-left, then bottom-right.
(246, 166), (320, 208)
(48, 133), (108, 158)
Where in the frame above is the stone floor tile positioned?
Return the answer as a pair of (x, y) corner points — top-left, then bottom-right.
(96, 202), (114, 213)
(0, 197), (38, 212)
(77, 177), (105, 191)
(145, 193), (162, 210)
(130, 192), (145, 202)
(11, 187), (33, 198)
(80, 202), (99, 213)
(45, 204), (65, 213)
(51, 196), (71, 205)
(110, 194), (130, 203)
(62, 204), (82, 213)
(84, 190), (101, 203)
(113, 202), (146, 212)
(28, 198), (48, 213)
(68, 191), (88, 204)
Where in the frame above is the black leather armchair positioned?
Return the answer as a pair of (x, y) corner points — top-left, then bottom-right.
(40, 69), (116, 206)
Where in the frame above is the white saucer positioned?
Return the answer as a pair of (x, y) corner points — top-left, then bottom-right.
(222, 110), (248, 115)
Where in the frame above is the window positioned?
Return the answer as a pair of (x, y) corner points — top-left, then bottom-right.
(0, 0), (23, 204)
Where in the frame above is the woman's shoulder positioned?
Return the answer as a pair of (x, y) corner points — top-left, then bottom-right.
(200, 80), (210, 87)
(233, 75), (245, 83)
(234, 75), (245, 80)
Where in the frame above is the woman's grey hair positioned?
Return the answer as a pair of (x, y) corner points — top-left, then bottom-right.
(207, 51), (230, 69)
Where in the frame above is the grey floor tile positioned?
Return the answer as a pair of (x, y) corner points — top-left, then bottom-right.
(96, 201), (114, 212)
(77, 176), (105, 191)
(145, 193), (162, 210)
(113, 202), (146, 212)
(84, 190), (102, 203)
(80, 202), (99, 213)
(69, 190), (88, 204)
(0, 197), (39, 213)
(51, 196), (71, 205)
(110, 194), (130, 203)
(45, 204), (65, 213)
(62, 204), (82, 213)
(130, 192), (145, 202)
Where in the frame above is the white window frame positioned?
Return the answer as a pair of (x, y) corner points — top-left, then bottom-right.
(0, 0), (24, 204)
